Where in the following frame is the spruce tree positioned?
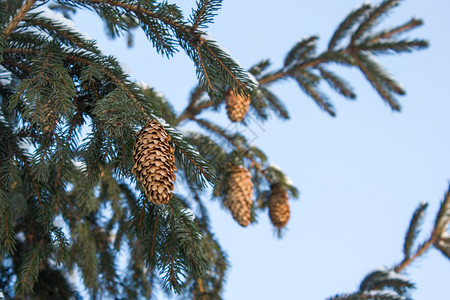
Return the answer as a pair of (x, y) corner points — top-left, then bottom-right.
(0, 0), (448, 299)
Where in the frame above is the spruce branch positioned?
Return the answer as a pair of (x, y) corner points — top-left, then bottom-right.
(357, 39), (428, 55)
(20, 13), (100, 53)
(295, 73), (335, 116)
(0, 0), (434, 298)
(18, 153), (43, 206)
(351, 0), (401, 44)
(192, 118), (275, 187)
(352, 53), (400, 110)
(317, 66), (356, 99)
(367, 17), (424, 44)
(189, 0), (222, 31)
(2, 0), (37, 36)
(0, 185), (16, 254)
(330, 185), (450, 300)
(403, 202), (428, 259)
(433, 183), (450, 234)
(394, 185), (450, 273)
(328, 2), (371, 51)
(15, 238), (47, 294)
(435, 235), (450, 260)
(76, 0), (256, 97)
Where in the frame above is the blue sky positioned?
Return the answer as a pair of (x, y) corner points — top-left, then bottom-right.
(70, 0), (450, 299)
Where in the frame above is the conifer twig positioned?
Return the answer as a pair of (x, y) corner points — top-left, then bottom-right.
(394, 237), (435, 273)
(352, 53), (400, 110)
(18, 154), (43, 206)
(191, 0), (211, 31)
(66, 54), (150, 120)
(192, 118), (271, 183)
(369, 18), (423, 44)
(197, 45), (213, 91)
(395, 188), (450, 272)
(3, 0), (37, 35)
(85, 0), (186, 32)
(17, 238), (44, 292)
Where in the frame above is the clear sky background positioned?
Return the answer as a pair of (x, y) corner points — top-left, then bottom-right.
(69, 0), (450, 299)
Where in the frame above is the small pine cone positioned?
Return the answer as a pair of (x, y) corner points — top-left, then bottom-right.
(224, 165), (253, 227)
(42, 100), (57, 133)
(225, 90), (251, 122)
(268, 185), (290, 229)
(132, 121), (177, 205)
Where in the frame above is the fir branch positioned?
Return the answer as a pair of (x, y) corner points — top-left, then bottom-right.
(435, 236), (450, 260)
(18, 154), (43, 205)
(294, 74), (335, 116)
(260, 87), (290, 119)
(162, 120), (217, 186)
(193, 117), (247, 148)
(51, 226), (70, 265)
(351, 0), (401, 44)
(284, 36), (317, 68)
(21, 13), (100, 53)
(394, 237), (434, 273)
(317, 66), (356, 99)
(200, 37), (257, 91)
(0, 186), (16, 254)
(358, 39), (428, 55)
(328, 3), (371, 51)
(249, 59), (271, 77)
(196, 43), (213, 90)
(352, 53), (400, 111)
(359, 268), (414, 295)
(368, 18), (424, 44)
(394, 186), (450, 273)
(2, 58), (31, 72)
(192, 118), (274, 186)
(66, 54), (150, 120)
(433, 183), (450, 234)
(15, 238), (47, 294)
(403, 202), (428, 259)
(2, 0), (37, 36)
(258, 56), (331, 85)
(80, 0), (186, 32)
(190, 0), (222, 31)
(176, 83), (206, 123)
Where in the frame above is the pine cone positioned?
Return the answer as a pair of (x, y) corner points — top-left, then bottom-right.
(225, 90), (251, 122)
(42, 100), (57, 133)
(132, 121), (177, 205)
(268, 184), (290, 229)
(224, 165), (253, 227)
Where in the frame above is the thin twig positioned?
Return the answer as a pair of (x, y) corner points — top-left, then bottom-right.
(191, 0), (210, 31)
(352, 54), (399, 110)
(192, 118), (270, 182)
(197, 45), (213, 91)
(394, 237), (435, 273)
(3, 0), (37, 35)
(369, 18), (422, 44)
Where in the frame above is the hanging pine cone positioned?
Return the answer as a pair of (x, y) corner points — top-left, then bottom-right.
(224, 165), (253, 227)
(42, 99), (57, 133)
(132, 120), (177, 205)
(268, 184), (290, 229)
(225, 90), (251, 122)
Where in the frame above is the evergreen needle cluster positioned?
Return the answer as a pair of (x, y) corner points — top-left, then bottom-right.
(0, 0), (447, 299)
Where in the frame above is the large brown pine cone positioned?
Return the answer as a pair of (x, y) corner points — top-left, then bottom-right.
(268, 184), (290, 229)
(224, 165), (253, 227)
(132, 120), (177, 205)
(225, 90), (251, 122)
